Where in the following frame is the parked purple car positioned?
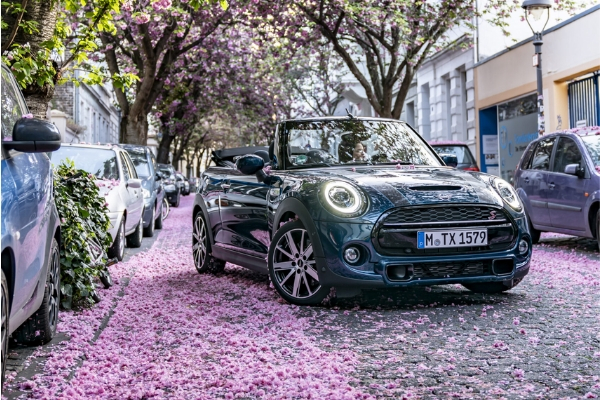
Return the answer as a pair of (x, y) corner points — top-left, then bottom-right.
(514, 126), (600, 249)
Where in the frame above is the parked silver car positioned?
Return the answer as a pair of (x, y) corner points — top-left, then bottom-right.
(49, 144), (145, 260)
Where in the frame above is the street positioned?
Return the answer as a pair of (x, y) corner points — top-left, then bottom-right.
(2, 195), (599, 399)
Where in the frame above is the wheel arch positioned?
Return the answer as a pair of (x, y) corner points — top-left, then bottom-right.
(273, 197), (325, 258)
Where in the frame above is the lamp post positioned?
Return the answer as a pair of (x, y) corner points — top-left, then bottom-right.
(522, 0), (551, 136)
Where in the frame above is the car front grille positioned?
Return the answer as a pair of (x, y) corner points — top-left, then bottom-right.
(374, 205), (516, 256)
(413, 261), (490, 278)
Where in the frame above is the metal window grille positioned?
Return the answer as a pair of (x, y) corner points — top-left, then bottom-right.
(568, 73), (599, 128)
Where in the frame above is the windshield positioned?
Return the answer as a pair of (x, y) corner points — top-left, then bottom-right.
(581, 135), (600, 167)
(431, 145), (475, 164)
(285, 119), (441, 168)
(126, 150), (151, 177)
(49, 147), (119, 180)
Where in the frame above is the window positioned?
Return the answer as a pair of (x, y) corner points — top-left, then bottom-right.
(120, 153), (131, 181)
(1, 66), (28, 140)
(125, 154), (138, 179)
(529, 137), (555, 171)
(49, 147), (119, 180)
(553, 137), (583, 173)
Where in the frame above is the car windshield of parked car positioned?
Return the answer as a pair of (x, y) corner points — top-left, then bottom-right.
(50, 147), (119, 180)
(286, 119), (441, 168)
(126, 150), (151, 177)
(432, 145), (475, 164)
(581, 135), (600, 167)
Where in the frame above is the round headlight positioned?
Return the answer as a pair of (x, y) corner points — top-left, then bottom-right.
(493, 178), (522, 212)
(322, 181), (365, 216)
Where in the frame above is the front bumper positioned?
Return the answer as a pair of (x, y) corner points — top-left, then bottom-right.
(314, 216), (532, 289)
(165, 189), (179, 204)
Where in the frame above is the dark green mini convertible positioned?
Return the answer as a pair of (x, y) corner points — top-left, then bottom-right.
(192, 117), (532, 305)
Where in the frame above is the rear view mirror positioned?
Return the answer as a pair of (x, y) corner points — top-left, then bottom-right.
(236, 154), (264, 175)
(3, 118), (61, 152)
(564, 163), (585, 178)
(440, 153), (458, 168)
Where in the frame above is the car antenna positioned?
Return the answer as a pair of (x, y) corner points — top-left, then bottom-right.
(345, 108), (355, 119)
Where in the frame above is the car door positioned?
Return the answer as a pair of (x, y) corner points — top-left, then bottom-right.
(119, 152), (139, 232)
(122, 152), (143, 226)
(215, 169), (270, 256)
(517, 136), (556, 228)
(0, 65), (49, 322)
(547, 136), (590, 231)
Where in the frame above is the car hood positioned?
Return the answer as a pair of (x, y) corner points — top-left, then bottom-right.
(288, 166), (503, 207)
(96, 180), (124, 213)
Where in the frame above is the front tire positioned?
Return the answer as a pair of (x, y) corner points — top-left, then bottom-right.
(143, 206), (155, 237)
(193, 213), (224, 274)
(155, 201), (164, 229)
(1, 270), (9, 386)
(528, 216), (541, 244)
(108, 218), (125, 261)
(127, 214), (144, 248)
(13, 238), (60, 345)
(596, 210), (600, 252)
(173, 193), (180, 208)
(268, 220), (329, 306)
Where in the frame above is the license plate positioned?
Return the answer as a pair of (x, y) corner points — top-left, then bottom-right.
(417, 229), (488, 249)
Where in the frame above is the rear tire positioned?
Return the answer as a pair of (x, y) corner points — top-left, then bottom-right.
(13, 238), (60, 345)
(127, 214), (143, 248)
(462, 279), (522, 294)
(1, 270), (9, 386)
(596, 210), (600, 252)
(193, 212), (225, 274)
(143, 206), (155, 237)
(528, 216), (541, 244)
(173, 193), (180, 208)
(108, 218), (125, 261)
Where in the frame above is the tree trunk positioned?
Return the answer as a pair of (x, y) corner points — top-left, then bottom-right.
(2, 0), (59, 119)
(157, 133), (174, 164)
(122, 109), (148, 145)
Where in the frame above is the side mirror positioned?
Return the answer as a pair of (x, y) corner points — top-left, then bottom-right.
(236, 154), (264, 175)
(127, 178), (142, 189)
(3, 118), (61, 152)
(564, 163), (585, 178)
(440, 153), (458, 168)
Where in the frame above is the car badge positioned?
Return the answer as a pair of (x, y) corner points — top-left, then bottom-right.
(489, 211), (497, 220)
(437, 193), (451, 200)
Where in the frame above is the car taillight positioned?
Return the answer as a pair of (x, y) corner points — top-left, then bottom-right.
(464, 166), (480, 172)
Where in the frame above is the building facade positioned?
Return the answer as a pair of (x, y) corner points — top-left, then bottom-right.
(50, 78), (120, 144)
(474, 5), (600, 182)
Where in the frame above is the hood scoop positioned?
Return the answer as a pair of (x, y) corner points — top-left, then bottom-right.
(409, 185), (463, 191)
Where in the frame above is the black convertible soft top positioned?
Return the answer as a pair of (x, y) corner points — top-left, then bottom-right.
(211, 146), (269, 167)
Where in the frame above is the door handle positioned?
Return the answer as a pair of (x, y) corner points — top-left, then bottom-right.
(523, 177), (530, 183)
(548, 182), (555, 189)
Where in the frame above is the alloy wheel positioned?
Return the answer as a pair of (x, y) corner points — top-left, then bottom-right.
(193, 215), (207, 269)
(272, 228), (320, 299)
(48, 244), (60, 331)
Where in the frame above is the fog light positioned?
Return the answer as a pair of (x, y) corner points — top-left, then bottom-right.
(344, 247), (360, 263)
(518, 239), (529, 255)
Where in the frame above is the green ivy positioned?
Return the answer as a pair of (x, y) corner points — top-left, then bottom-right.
(53, 160), (112, 309)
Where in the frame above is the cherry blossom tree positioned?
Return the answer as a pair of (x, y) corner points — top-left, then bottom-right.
(93, 0), (230, 144)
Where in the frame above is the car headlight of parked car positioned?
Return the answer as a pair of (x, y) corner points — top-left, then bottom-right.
(320, 181), (366, 217)
(142, 188), (151, 198)
(492, 178), (522, 212)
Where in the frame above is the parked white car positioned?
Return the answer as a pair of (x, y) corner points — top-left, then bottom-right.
(49, 143), (145, 260)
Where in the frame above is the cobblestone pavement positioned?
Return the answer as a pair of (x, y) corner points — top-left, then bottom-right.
(2, 196), (599, 399)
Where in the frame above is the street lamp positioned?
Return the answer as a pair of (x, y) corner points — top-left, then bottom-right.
(522, 0), (551, 136)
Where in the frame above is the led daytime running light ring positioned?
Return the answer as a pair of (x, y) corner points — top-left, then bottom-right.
(493, 178), (522, 211)
(323, 181), (363, 215)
